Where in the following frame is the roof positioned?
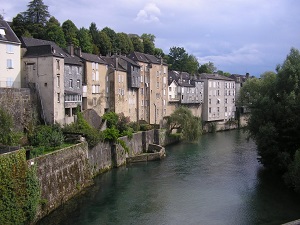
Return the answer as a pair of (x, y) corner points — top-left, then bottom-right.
(200, 73), (235, 81)
(168, 70), (194, 87)
(0, 19), (20, 44)
(128, 51), (167, 65)
(102, 56), (127, 72)
(21, 37), (82, 66)
(118, 55), (140, 67)
(81, 52), (107, 64)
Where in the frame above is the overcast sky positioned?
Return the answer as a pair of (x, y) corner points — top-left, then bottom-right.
(2, 0), (300, 76)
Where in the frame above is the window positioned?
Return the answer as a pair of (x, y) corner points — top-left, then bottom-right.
(57, 75), (60, 87)
(77, 79), (80, 88)
(141, 100), (144, 106)
(163, 77), (166, 84)
(163, 89), (166, 96)
(57, 93), (60, 103)
(6, 44), (14, 53)
(164, 109), (166, 115)
(141, 75), (143, 82)
(92, 72), (96, 81)
(163, 99), (166, 106)
(217, 107), (220, 113)
(164, 67), (167, 74)
(209, 107), (211, 113)
(225, 107), (227, 112)
(69, 79), (73, 88)
(217, 90), (220, 96)
(141, 88), (144, 95)
(156, 82), (159, 88)
(93, 98), (97, 106)
(209, 99), (211, 104)
(6, 59), (13, 69)
(56, 60), (60, 70)
(96, 71), (99, 81)
(225, 98), (228, 104)
(169, 87), (172, 91)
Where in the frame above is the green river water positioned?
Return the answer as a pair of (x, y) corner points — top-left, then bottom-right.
(38, 130), (300, 225)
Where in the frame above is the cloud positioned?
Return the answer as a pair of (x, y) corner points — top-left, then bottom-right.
(134, 3), (161, 23)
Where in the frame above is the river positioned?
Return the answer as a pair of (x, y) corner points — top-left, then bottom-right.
(38, 130), (300, 225)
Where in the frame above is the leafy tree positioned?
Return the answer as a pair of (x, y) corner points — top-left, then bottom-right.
(130, 36), (144, 52)
(77, 27), (93, 53)
(239, 48), (300, 175)
(143, 38), (155, 55)
(62, 19), (79, 47)
(198, 62), (217, 74)
(102, 112), (118, 128)
(168, 46), (189, 71)
(23, 0), (50, 25)
(102, 27), (118, 54)
(166, 106), (202, 141)
(98, 31), (112, 56)
(186, 54), (199, 74)
(11, 13), (28, 38)
(89, 22), (99, 43)
(45, 16), (66, 48)
(116, 32), (133, 54)
(141, 33), (156, 43)
(154, 48), (165, 58)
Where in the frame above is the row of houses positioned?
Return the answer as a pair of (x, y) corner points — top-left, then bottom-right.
(1, 19), (250, 127)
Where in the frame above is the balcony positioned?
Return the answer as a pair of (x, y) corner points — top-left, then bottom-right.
(168, 96), (180, 102)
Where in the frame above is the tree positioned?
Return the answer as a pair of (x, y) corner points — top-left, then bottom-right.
(186, 54), (199, 74)
(62, 20), (79, 47)
(45, 16), (66, 48)
(154, 48), (165, 58)
(98, 31), (112, 56)
(77, 27), (93, 53)
(166, 106), (202, 142)
(116, 32), (133, 54)
(168, 46), (189, 72)
(102, 27), (118, 54)
(23, 0), (50, 25)
(130, 36), (144, 52)
(198, 62), (217, 74)
(11, 13), (28, 38)
(239, 48), (300, 175)
(143, 38), (155, 55)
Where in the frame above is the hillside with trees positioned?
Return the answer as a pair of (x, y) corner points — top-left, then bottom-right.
(8, 0), (227, 75)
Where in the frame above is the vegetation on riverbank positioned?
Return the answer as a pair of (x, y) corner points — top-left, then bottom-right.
(239, 48), (300, 193)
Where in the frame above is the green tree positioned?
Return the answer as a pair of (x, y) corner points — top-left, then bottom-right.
(143, 38), (155, 55)
(62, 19), (79, 47)
(45, 16), (66, 48)
(23, 0), (50, 25)
(154, 48), (165, 58)
(11, 13), (28, 38)
(166, 106), (202, 141)
(102, 27), (118, 54)
(198, 62), (217, 74)
(239, 48), (300, 175)
(168, 46), (189, 71)
(130, 36), (144, 52)
(77, 27), (93, 53)
(116, 32), (133, 54)
(98, 31), (112, 56)
(186, 54), (199, 74)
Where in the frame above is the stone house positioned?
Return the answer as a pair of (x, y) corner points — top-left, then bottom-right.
(20, 37), (83, 125)
(80, 51), (109, 116)
(128, 52), (168, 126)
(0, 19), (21, 88)
(200, 73), (236, 122)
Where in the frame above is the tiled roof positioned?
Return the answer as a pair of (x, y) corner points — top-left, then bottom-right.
(81, 52), (107, 64)
(102, 56), (127, 72)
(0, 19), (20, 44)
(21, 37), (83, 66)
(200, 73), (234, 81)
(117, 55), (140, 67)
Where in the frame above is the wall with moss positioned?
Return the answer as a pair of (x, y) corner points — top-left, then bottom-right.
(28, 142), (92, 221)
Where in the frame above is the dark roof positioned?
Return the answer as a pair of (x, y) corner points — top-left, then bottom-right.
(118, 55), (140, 67)
(81, 52), (107, 64)
(128, 51), (167, 65)
(200, 73), (234, 81)
(102, 56), (127, 72)
(0, 19), (20, 44)
(168, 70), (194, 87)
(21, 37), (82, 66)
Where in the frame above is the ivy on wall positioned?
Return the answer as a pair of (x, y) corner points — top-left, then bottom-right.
(0, 149), (40, 225)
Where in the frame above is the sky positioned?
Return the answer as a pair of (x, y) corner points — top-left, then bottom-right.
(2, 0), (300, 76)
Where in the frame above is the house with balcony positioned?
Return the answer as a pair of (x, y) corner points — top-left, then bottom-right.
(20, 37), (83, 125)
(0, 19), (21, 88)
(200, 73), (235, 122)
(128, 52), (168, 125)
(167, 71), (204, 117)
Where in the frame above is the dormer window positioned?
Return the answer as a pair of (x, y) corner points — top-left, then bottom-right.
(0, 28), (6, 36)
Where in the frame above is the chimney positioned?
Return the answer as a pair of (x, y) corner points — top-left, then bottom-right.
(246, 73), (250, 79)
(75, 47), (82, 57)
(68, 44), (74, 56)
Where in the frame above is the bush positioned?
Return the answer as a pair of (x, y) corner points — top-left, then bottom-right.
(140, 124), (153, 131)
(128, 122), (140, 132)
(101, 127), (119, 142)
(28, 124), (64, 147)
(102, 112), (118, 129)
(0, 108), (22, 145)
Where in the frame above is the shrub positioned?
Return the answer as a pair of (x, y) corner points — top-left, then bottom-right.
(28, 124), (64, 147)
(102, 112), (118, 128)
(0, 108), (22, 145)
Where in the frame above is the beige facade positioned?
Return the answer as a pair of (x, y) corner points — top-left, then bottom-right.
(0, 20), (21, 88)
(21, 56), (65, 124)
(82, 59), (108, 117)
